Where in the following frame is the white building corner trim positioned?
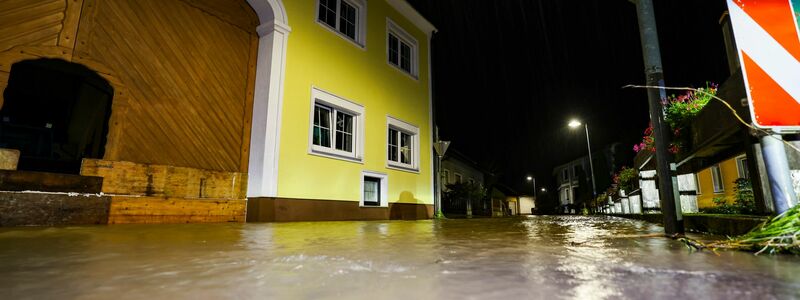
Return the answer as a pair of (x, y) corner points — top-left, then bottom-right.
(247, 0), (290, 198)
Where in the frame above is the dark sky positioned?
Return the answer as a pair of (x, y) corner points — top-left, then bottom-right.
(406, 0), (732, 193)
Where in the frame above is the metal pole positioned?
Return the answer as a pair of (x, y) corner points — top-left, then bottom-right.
(760, 133), (798, 214)
(634, 0), (684, 235)
(436, 154), (444, 218)
(584, 123), (597, 212)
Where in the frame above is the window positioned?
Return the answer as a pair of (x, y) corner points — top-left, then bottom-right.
(363, 177), (381, 206)
(561, 169), (568, 182)
(443, 169), (450, 184)
(387, 19), (418, 77)
(736, 156), (750, 179)
(317, 0), (366, 46)
(695, 173), (702, 195)
(309, 88), (364, 162)
(455, 173), (463, 184)
(468, 178), (475, 185)
(361, 171), (388, 207)
(711, 164), (724, 193)
(386, 116), (420, 171)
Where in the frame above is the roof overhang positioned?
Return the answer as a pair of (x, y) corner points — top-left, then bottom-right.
(386, 0), (437, 36)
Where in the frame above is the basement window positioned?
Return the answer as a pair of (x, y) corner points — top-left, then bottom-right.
(361, 171), (388, 207)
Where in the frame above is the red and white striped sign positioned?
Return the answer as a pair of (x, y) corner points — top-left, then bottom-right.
(727, 0), (800, 129)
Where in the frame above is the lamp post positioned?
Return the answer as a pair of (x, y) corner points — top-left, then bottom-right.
(433, 140), (450, 219)
(568, 120), (597, 213)
(526, 176), (536, 198)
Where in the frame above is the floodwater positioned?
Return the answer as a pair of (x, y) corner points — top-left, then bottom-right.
(1, 216), (798, 300)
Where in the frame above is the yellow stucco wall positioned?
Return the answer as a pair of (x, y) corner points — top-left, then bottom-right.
(696, 156), (745, 208)
(276, 1), (432, 204)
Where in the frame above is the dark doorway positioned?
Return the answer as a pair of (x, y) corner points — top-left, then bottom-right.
(1, 59), (113, 174)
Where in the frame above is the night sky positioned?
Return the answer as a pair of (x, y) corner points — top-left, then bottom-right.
(407, 0), (732, 195)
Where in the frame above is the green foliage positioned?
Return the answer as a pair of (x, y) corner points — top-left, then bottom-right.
(614, 167), (638, 193)
(733, 178), (757, 215)
(701, 178), (757, 215)
(664, 84), (716, 129)
(633, 83), (717, 155)
(444, 182), (487, 204)
(733, 204), (800, 254)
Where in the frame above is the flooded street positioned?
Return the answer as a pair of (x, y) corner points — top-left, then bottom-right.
(1, 216), (799, 299)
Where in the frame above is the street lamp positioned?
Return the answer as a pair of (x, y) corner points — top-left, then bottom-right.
(568, 119), (597, 213)
(433, 140), (450, 219)
(526, 176), (536, 197)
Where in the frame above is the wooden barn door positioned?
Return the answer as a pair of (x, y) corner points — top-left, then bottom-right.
(72, 0), (260, 172)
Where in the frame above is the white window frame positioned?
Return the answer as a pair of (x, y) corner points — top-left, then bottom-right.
(736, 155), (749, 179)
(454, 173), (463, 184)
(386, 18), (419, 78)
(695, 173), (702, 195)
(386, 116), (420, 172)
(443, 168), (450, 184)
(308, 87), (365, 162)
(360, 171), (388, 207)
(711, 164), (724, 193)
(315, 0), (367, 48)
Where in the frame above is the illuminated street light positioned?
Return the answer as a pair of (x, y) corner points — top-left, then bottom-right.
(569, 119), (597, 213)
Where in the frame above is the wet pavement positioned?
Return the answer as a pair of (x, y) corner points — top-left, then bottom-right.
(1, 215), (798, 299)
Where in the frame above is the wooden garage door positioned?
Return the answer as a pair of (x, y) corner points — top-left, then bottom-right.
(73, 0), (260, 172)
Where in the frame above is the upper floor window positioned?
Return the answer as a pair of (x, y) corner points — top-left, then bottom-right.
(309, 88), (364, 162)
(736, 156), (750, 179)
(386, 116), (420, 171)
(317, 0), (366, 46)
(387, 19), (418, 77)
(711, 164), (724, 193)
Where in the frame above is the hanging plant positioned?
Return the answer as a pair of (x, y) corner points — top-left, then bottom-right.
(633, 82), (717, 155)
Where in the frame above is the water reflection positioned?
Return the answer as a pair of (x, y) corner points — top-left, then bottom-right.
(0, 216), (799, 299)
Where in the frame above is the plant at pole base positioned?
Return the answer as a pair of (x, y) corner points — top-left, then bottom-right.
(633, 82), (717, 155)
(681, 203), (800, 255)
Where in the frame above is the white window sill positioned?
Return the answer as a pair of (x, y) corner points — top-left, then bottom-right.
(317, 21), (366, 50)
(387, 61), (419, 81)
(308, 148), (363, 164)
(359, 204), (388, 208)
(386, 163), (419, 174)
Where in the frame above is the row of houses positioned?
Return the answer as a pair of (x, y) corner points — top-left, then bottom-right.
(439, 149), (536, 217)
(554, 12), (800, 216)
(0, 0), (440, 224)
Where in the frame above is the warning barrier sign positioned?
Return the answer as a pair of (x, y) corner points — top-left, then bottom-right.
(727, 0), (800, 129)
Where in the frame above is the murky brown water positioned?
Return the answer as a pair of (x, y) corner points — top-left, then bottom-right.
(0, 215), (798, 300)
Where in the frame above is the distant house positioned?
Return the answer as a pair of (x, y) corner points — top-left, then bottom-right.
(441, 148), (489, 216)
(491, 183), (519, 216)
(553, 143), (631, 214)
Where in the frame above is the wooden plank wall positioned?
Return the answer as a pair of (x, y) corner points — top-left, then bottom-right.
(1, 0), (260, 173)
(74, 0), (259, 172)
(108, 196), (246, 224)
(81, 159), (247, 199)
(0, 0), (68, 108)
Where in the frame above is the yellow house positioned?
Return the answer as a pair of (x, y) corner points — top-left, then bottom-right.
(0, 0), (435, 223)
(247, 0), (437, 221)
(695, 154), (749, 209)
